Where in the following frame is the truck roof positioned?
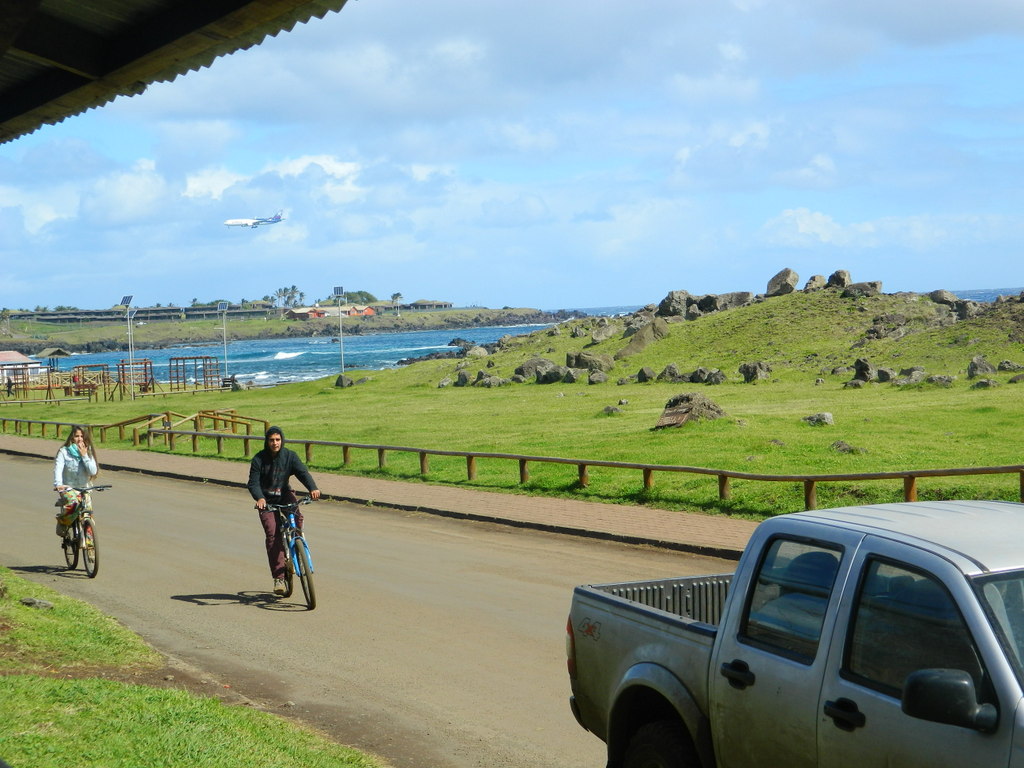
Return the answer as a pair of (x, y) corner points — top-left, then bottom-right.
(788, 499), (1024, 575)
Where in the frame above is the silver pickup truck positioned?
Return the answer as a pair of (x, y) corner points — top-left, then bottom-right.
(566, 500), (1024, 768)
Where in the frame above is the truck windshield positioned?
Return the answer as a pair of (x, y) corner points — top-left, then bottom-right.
(977, 571), (1024, 683)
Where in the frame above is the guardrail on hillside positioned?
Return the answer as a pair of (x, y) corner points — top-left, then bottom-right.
(5, 415), (1022, 510)
(144, 427), (1024, 511)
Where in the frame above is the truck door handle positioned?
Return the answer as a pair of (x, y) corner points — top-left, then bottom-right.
(719, 659), (756, 689)
(824, 698), (866, 731)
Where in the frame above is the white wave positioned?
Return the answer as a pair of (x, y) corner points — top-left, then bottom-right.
(274, 351), (305, 360)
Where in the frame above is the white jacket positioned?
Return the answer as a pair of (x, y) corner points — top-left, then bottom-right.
(54, 445), (98, 488)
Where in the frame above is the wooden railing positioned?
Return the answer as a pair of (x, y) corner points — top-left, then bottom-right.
(144, 427), (1024, 510)
(4, 414), (1023, 510)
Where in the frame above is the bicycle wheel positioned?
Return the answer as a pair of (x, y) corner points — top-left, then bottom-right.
(81, 518), (99, 578)
(281, 531), (294, 598)
(63, 521), (79, 569)
(294, 537), (316, 610)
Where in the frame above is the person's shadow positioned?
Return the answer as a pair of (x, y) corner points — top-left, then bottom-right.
(170, 592), (308, 612)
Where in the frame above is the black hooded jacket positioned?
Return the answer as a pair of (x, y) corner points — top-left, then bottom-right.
(247, 426), (318, 502)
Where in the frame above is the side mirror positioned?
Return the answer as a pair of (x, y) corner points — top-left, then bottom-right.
(902, 669), (998, 733)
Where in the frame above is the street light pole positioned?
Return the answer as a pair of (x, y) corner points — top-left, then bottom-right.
(333, 286), (345, 375)
(121, 294), (135, 401)
(217, 301), (229, 377)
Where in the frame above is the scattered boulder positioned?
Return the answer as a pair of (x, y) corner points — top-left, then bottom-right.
(636, 366), (657, 383)
(437, 377), (452, 388)
(928, 289), (959, 306)
(876, 368), (897, 382)
(803, 412), (835, 426)
(652, 393), (727, 430)
(705, 369), (727, 385)
(614, 317), (670, 360)
(602, 406), (623, 415)
(588, 371), (609, 385)
(853, 358), (877, 382)
(566, 350), (614, 372)
(515, 356), (558, 378)
(827, 270), (852, 288)
(739, 361), (772, 383)
(844, 380), (866, 389)
(926, 375), (956, 387)
(831, 440), (866, 454)
(454, 370), (474, 387)
(538, 365), (571, 384)
(657, 290), (691, 317)
(19, 597), (54, 609)
(971, 379), (999, 389)
(334, 374), (354, 388)
(1010, 374), (1024, 384)
(803, 275), (827, 291)
(967, 356), (996, 379)
(656, 363), (690, 383)
(767, 268), (799, 297)
(842, 281), (882, 299)
(954, 300), (983, 320)
(465, 345), (489, 358)
(998, 360), (1024, 371)
(591, 324), (618, 343)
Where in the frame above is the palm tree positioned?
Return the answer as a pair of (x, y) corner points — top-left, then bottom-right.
(391, 292), (403, 317)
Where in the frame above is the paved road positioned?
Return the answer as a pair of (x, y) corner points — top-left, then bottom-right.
(2, 453), (734, 768)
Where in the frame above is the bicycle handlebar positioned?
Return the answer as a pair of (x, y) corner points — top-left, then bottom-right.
(261, 496), (314, 512)
(66, 484), (112, 492)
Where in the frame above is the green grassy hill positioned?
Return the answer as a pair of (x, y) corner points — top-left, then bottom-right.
(8, 289), (1024, 518)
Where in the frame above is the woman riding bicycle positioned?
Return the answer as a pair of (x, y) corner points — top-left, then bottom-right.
(247, 426), (321, 594)
(53, 425), (99, 541)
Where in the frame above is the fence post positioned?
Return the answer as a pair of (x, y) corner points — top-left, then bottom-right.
(244, 436), (252, 458)
(420, 452), (429, 475)
(343, 445), (351, 466)
(578, 464), (590, 487)
(519, 459), (529, 484)
(903, 476), (918, 502)
(378, 448), (387, 469)
(216, 435), (224, 454)
(719, 474), (731, 501)
(169, 433), (176, 451)
(305, 443), (313, 463)
(467, 455), (477, 481)
(132, 427), (140, 446)
(191, 432), (199, 452)
(643, 467), (653, 490)
(804, 480), (817, 510)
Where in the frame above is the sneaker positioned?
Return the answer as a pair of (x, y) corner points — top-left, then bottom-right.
(273, 578), (286, 595)
(56, 522), (68, 538)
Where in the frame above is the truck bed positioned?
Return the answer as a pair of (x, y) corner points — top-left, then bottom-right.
(588, 573), (734, 625)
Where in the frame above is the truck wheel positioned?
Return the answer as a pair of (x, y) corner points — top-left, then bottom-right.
(623, 720), (697, 768)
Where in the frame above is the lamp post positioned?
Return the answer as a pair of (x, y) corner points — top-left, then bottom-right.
(216, 301), (229, 377)
(120, 294), (135, 400)
(333, 286), (345, 375)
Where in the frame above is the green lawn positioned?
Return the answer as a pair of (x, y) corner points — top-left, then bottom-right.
(0, 568), (383, 768)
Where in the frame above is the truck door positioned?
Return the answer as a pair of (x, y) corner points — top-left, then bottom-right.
(710, 534), (850, 768)
(817, 544), (1016, 767)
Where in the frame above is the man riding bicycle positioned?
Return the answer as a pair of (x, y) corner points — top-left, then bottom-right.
(247, 426), (321, 595)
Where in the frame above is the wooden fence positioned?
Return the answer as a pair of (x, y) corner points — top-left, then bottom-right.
(4, 415), (1023, 510)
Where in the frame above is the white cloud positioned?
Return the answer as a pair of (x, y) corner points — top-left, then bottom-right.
(183, 168), (247, 199)
(83, 159), (168, 223)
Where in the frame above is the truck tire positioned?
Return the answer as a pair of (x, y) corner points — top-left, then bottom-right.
(623, 720), (697, 768)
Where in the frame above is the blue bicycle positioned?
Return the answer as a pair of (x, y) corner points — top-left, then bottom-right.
(266, 496), (317, 610)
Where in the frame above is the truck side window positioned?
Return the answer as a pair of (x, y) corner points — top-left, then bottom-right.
(743, 539), (841, 662)
(846, 560), (985, 696)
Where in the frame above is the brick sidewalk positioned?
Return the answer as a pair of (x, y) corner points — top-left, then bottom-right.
(0, 433), (757, 559)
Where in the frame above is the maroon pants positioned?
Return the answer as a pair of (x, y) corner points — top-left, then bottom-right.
(258, 500), (303, 579)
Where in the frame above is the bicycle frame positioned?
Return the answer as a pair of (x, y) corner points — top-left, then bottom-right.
(279, 509), (315, 577)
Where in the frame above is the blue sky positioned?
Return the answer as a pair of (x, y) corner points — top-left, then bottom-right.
(2, 0), (1024, 311)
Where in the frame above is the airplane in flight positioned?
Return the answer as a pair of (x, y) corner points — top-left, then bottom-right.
(223, 210), (284, 228)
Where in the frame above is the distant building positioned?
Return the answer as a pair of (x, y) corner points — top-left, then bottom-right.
(408, 300), (454, 310)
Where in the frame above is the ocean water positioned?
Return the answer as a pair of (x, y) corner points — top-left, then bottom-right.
(53, 322), (560, 387)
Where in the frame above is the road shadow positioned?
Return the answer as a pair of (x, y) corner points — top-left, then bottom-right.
(12, 564), (91, 580)
(170, 591), (309, 612)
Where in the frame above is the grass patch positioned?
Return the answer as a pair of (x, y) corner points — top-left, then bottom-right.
(0, 569), (383, 768)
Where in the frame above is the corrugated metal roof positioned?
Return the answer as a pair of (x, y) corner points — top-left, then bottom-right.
(0, 0), (351, 144)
